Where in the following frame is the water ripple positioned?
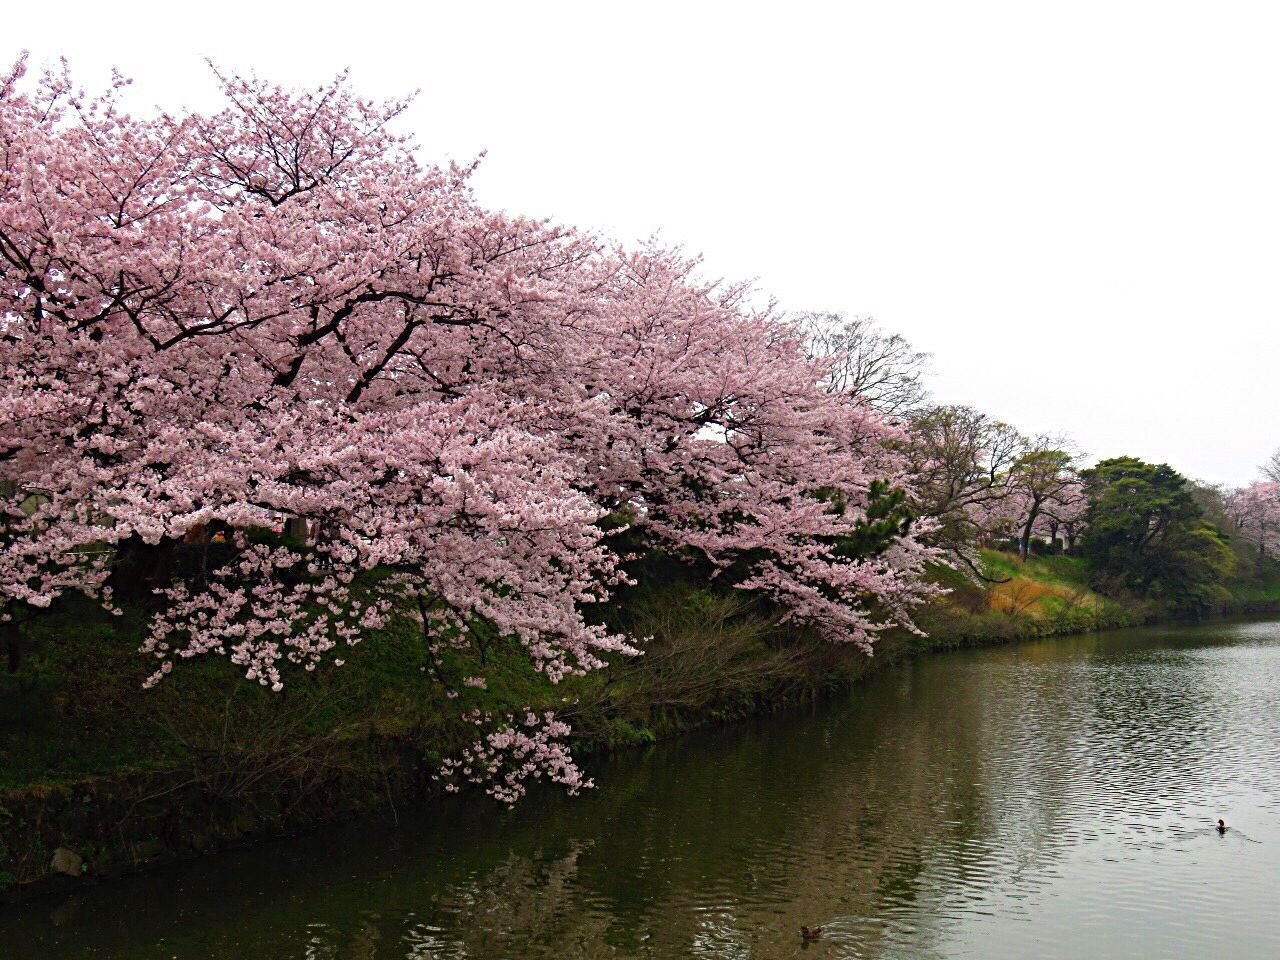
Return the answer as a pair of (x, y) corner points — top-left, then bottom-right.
(6, 620), (1280, 958)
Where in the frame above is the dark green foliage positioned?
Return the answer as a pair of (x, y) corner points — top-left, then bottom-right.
(1080, 457), (1235, 612)
(837, 480), (914, 559)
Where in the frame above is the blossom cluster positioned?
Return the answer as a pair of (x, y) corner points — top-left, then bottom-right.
(2, 58), (941, 795)
(1227, 482), (1280, 558)
(438, 710), (590, 804)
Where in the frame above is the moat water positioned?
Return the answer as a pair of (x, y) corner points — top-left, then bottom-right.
(6, 619), (1280, 958)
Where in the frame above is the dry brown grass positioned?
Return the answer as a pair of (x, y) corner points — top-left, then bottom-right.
(987, 578), (1068, 618)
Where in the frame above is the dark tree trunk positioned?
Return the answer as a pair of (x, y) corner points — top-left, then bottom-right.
(1018, 505), (1040, 564)
(109, 535), (178, 602)
(5, 615), (20, 674)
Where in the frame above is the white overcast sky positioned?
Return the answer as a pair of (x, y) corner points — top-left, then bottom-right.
(7, 1), (1278, 485)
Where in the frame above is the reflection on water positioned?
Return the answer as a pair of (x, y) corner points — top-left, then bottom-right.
(6, 620), (1280, 958)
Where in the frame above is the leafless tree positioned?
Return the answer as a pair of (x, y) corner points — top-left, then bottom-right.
(904, 404), (1025, 573)
(798, 311), (931, 417)
(1264, 448), (1280, 483)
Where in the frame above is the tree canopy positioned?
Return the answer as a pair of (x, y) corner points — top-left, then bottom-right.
(0, 61), (939, 700)
(1080, 457), (1234, 610)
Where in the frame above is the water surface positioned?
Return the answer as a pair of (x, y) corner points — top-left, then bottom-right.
(6, 619), (1280, 958)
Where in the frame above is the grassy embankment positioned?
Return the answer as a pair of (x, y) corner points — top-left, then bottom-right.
(2, 548), (1277, 894)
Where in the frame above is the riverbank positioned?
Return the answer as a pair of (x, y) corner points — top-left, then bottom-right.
(4, 550), (1278, 898)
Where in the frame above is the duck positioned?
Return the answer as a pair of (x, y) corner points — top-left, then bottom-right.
(800, 926), (824, 941)
(1217, 818), (1228, 834)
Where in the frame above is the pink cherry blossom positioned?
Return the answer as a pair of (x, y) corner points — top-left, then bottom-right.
(1227, 481), (1280, 558)
(2, 57), (941, 795)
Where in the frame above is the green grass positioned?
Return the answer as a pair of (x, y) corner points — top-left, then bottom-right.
(980, 549), (1091, 590)
(1230, 571), (1280, 604)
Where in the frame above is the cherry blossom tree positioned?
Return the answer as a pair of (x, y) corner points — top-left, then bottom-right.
(1, 58), (940, 790)
(904, 405), (1023, 565)
(1038, 480), (1088, 552)
(1227, 482), (1280, 559)
(973, 480), (1087, 556)
(1005, 441), (1081, 563)
(904, 408), (1085, 567)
